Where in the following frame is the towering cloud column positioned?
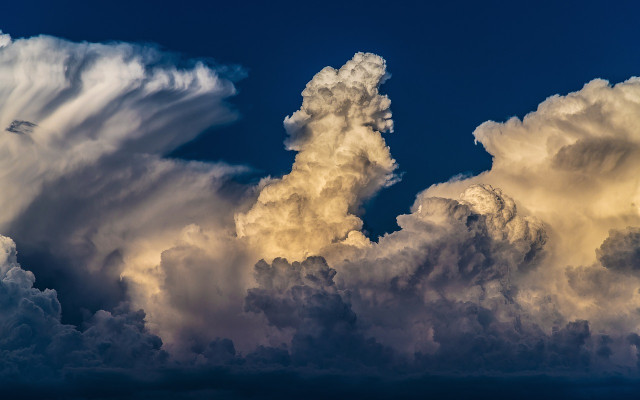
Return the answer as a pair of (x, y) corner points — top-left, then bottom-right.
(236, 53), (397, 261)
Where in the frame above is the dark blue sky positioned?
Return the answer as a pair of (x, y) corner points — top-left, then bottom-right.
(3, 0), (640, 237)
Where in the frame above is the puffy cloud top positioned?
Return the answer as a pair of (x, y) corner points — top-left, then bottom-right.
(236, 52), (397, 261)
(283, 52), (393, 149)
(597, 227), (640, 272)
(421, 76), (640, 352)
(0, 31), (10, 48)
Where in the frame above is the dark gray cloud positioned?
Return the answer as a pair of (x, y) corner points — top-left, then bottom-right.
(597, 227), (640, 272)
(245, 257), (394, 369)
(5, 120), (36, 134)
(0, 236), (166, 383)
(240, 253), (608, 374)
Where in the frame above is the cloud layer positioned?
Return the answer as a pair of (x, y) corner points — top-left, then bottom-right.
(2, 30), (640, 398)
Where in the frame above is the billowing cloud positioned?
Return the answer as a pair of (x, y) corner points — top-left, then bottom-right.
(231, 55), (640, 373)
(597, 227), (640, 272)
(417, 77), (640, 344)
(235, 52), (397, 261)
(0, 31), (249, 345)
(424, 78), (640, 268)
(245, 256), (394, 368)
(0, 235), (166, 382)
(4, 30), (640, 399)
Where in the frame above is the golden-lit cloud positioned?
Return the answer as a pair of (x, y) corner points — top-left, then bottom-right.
(3, 31), (640, 377)
(235, 53), (397, 261)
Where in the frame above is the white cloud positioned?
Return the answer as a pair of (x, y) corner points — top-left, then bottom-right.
(235, 52), (397, 261)
(0, 33), (238, 228)
(233, 56), (640, 370)
(3, 33), (640, 375)
(0, 31), (10, 48)
(419, 77), (640, 338)
(0, 33), (249, 351)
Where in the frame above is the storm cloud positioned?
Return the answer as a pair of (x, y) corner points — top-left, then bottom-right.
(3, 29), (640, 399)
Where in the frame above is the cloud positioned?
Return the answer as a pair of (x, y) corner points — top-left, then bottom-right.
(149, 224), (271, 355)
(235, 52), (397, 261)
(0, 32), (249, 347)
(424, 78), (640, 269)
(5, 120), (37, 134)
(597, 227), (640, 272)
(230, 56), (640, 374)
(0, 31), (10, 48)
(236, 183), (608, 372)
(4, 32), (640, 398)
(114, 52), (403, 359)
(0, 235), (166, 383)
(417, 77), (640, 342)
(245, 256), (394, 368)
(0, 33), (238, 227)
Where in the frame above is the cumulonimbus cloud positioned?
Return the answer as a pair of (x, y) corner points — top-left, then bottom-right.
(420, 77), (640, 349)
(4, 29), (640, 397)
(0, 31), (238, 226)
(0, 31), (250, 342)
(233, 53), (640, 372)
(235, 53), (398, 261)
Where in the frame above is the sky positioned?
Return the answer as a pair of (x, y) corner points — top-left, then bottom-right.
(5, 0), (640, 238)
(2, 1), (640, 399)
